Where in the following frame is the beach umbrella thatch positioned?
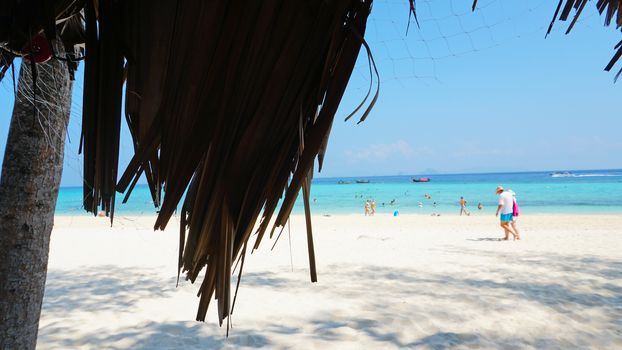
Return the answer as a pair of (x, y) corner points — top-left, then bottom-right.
(2, 0), (381, 328)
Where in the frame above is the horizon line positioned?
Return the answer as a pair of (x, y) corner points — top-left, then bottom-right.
(315, 167), (622, 179)
(58, 167), (622, 189)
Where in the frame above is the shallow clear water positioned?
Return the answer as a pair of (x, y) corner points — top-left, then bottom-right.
(56, 169), (622, 216)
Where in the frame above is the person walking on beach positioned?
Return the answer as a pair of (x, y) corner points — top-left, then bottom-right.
(364, 200), (370, 216)
(509, 189), (521, 240)
(459, 196), (470, 216)
(371, 199), (376, 216)
(495, 186), (518, 240)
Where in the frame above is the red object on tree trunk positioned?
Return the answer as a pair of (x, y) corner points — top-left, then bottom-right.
(21, 34), (52, 64)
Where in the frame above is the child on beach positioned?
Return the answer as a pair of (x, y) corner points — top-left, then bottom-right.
(371, 200), (376, 216)
(364, 200), (370, 216)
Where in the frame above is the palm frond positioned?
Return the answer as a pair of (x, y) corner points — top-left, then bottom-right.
(547, 0), (622, 78)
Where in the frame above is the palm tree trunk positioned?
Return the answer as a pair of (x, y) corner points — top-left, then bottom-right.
(0, 40), (73, 349)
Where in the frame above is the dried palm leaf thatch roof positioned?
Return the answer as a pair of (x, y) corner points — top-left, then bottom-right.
(105, 1), (377, 326)
(121, 1), (376, 327)
(1, 0), (621, 329)
(0, 1), (84, 82)
(2, 0), (379, 327)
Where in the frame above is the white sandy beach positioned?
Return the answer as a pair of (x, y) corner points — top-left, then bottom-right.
(39, 214), (622, 349)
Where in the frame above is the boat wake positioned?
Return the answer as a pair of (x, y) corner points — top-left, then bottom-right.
(551, 173), (621, 178)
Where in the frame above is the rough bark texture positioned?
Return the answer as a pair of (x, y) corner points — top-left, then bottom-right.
(0, 40), (73, 349)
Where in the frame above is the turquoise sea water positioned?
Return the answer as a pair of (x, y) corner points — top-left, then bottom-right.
(55, 169), (622, 216)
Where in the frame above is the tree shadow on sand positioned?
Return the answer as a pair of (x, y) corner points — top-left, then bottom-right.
(43, 265), (177, 314)
(38, 251), (622, 349)
(237, 250), (622, 348)
(39, 320), (271, 350)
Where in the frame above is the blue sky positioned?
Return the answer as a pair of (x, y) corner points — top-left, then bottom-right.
(1, 0), (621, 187)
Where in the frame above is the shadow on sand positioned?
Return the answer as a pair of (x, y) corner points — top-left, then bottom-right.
(43, 265), (176, 314)
(39, 250), (622, 349)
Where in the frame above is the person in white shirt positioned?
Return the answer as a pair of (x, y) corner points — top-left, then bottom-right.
(495, 186), (518, 240)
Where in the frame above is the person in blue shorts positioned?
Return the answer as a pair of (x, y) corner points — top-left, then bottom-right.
(495, 186), (518, 240)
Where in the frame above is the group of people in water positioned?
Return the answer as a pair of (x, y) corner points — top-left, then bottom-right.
(458, 196), (486, 216)
(363, 192), (484, 215)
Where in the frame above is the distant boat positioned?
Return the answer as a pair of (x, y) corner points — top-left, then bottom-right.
(355, 179), (370, 184)
(550, 171), (574, 178)
(412, 177), (430, 183)
(337, 180), (352, 184)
